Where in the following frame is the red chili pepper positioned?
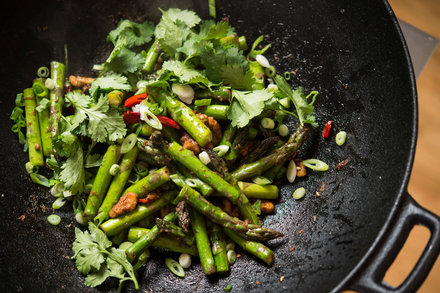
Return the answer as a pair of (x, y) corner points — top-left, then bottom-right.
(322, 120), (333, 139)
(291, 151), (298, 160)
(123, 111), (141, 124)
(157, 115), (181, 130)
(138, 198), (150, 204)
(124, 93), (148, 108)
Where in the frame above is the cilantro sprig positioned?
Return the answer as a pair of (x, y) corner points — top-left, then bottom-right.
(72, 223), (139, 291)
(65, 91), (127, 143)
(274, 75), (318, 127)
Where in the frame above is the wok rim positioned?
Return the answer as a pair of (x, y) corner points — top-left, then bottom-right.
(332, 1), (418, 291)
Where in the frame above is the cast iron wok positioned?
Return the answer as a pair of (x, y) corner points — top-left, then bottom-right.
(0, 0), (439, 292)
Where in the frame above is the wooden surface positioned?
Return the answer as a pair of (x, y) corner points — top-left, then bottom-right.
(383, 0), (440, 292)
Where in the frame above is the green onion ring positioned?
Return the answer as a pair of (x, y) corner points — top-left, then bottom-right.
(302, 159), (329, 171)
(37, 66), (50, 78)
(165, 257), (185, 277)
(121, 133), (137, 154)
(264, 66), (276, 78)
(143, 108), (162, 130)
(52, 197), (67, 209)
(284, 71), (291, 80)
(47, 214), (61, 225)
(292, 187), (306, 200)
(335, 131), (347, 146)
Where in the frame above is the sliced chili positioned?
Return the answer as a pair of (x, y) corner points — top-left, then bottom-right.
(157, 116), (181, 130)
(124, 93), (148, 108)
(123, 111), (141, 124)
(322, 120), (333, 139)
(138, 198), (150, 204)
(291, 151), (298, 160)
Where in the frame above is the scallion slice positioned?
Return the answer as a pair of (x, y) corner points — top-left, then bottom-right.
(264, 66), (276, 78)
(165, 257), (185, 277)
(121, 133), (137, 154)
(37, 66), (49, 78)
(47, 214), (61, 225)
(52, 197), (66, 210)
(141, 107), (162, 130)
(302, 159), (329, 171)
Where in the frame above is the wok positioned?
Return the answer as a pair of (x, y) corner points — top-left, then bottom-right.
(0, 0), (439, 292)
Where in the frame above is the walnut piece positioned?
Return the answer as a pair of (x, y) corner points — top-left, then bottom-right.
(109, 192), (138, 218)
(180, 133), (201, 154)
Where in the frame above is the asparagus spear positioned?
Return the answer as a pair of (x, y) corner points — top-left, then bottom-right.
(219, 124), (238, 162)
(190, 209), (216, 275)
(100, 190), (176, 236)
(128, 227), (198, 256)
(231, 125), (309, 181)
(240, 136), (279, 164)
(177, 186), (282, 241)
(148, 87), (213, 147)
(32, 78), (51, 157)
(142, 39), (161, 73)
(210, 222), (229, 273)
(23, 88), (44, 167)
(196, 105), (229, 121)
(83, 145), (121, 220)
(123, 166), (170, 198)
(224, 228), (274, 265)
(137, 138), (171, 166)
(48, 61), (65, 138)
(94, 147), (138, 226)
(175, 163), (213, 196)
(167, 141), (260, 224)
(156, 218), (194, 246)
(237, 182), (279, 199)
(195, 87), (231, 102)
(125, 212), (177, 263)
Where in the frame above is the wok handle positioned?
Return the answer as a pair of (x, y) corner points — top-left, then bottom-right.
(349, 192), (440, 293)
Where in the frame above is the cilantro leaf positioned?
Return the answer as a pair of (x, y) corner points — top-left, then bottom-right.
(221, 65), (255, 90)
(106, 250), (125, 279)
(155, 8), (199, 57)
(87, 95), (127, 142)
(89, 74), (132, 97)
(84, 265), (109, 287)
(200, 47), (226, 83)
(85, 153), (102, 168)
(177, 39), (213, 60)
(155, 16), (188, 57)
(161, 60), (210, 86)
(59, 146), (85, 195)
(274, 75), (317, 126)
(72, 228), (104, 274)
(106, 47), (145, 74)
(72, 223), (139, 290)
(76, 247), (104, 275)
(201, 46), (252, 89)
(89, 222), (112, 249)
(107, 19), (155, 47)
(204, 21), (230, 40)
(65, 91), (126, 142)
(160, 8), (201, 28)
(228, 89), (274, 128)
(72, 228), (94, 258)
